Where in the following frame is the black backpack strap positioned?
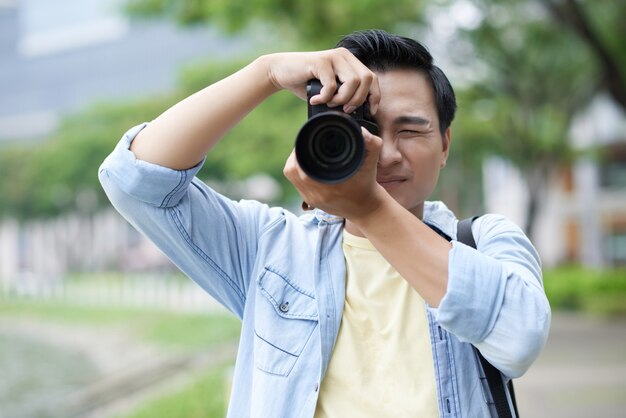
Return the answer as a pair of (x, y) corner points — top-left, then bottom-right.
(457, 217), (517, 418)
(476, 350), (514, 418)
(457, 216), (478, 249)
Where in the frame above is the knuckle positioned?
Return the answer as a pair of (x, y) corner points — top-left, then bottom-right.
(337, 47), (350, 55)
(369, 72), (379, 88)
(344, 75), (358, 85)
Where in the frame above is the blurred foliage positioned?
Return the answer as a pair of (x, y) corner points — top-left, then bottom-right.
(125, 0), (425, 48)
(1, 0), (624, 225)
(453, 0), (600, 163)
(443, 0), (624, 236)
(540, 0), (626, 109)
(0, 58), (307, 219)
(544, 266), (626, 316)
(0, 96), (178, 219)
(124, 0), (625, 237)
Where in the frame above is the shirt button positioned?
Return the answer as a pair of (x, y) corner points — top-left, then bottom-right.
(279, 302), (289, 313)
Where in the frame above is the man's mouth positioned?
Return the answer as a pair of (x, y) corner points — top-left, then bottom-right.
(377, 176), (407, 187)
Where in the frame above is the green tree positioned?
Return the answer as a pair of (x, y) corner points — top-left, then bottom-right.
(5, 0), (622, 230)
(540, 0), (626, 109)
(0, 59), (307, 219)
(125, 0), (425, 48)
(449, 0), (598, 237)
(122, 0), (625, 240)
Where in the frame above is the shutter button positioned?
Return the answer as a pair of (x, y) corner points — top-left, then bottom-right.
(279, 302), (289, 313)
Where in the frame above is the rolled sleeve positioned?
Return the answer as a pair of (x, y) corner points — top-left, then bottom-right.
(435, 215), (551, 378)
(97, 124), (272, 318)
(99, 123), (205, 208)
(437, 241), (507, 343)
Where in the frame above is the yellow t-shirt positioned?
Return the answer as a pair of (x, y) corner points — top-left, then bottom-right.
(314, 229), (439, 418)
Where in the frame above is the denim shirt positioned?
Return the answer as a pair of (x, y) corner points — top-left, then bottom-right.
(99, 124), (551, 418)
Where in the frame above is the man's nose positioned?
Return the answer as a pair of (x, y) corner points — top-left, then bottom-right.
(377, 135), (402, 167)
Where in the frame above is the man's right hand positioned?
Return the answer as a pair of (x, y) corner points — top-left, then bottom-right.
(261, 48), (380, 115)
(130, 47), (380, 172)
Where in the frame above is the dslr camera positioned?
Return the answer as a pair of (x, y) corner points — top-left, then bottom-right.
(295, 79), (379, 183)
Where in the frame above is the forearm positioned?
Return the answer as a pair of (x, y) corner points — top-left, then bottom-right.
(130, 56), (278, 170)
(348, 195), (451, 307)
(436, 215), (550, 377)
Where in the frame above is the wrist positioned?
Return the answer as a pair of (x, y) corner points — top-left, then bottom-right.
(253, 54), (283, 95)
(348, 186), (395, 227)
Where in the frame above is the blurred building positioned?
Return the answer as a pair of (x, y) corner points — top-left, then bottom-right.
(484, 94), (626, 268)
(0, 0), (250, 142)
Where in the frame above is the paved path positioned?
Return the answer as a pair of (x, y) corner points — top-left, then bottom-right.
(515, 312), (626, 418)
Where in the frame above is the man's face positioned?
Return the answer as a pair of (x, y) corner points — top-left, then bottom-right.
(372, 69), (451, 218)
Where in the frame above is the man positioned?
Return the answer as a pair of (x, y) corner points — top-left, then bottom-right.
(99, 29), (550, 417)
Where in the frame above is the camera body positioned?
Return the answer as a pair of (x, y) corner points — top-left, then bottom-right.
(295, 79), (379, 184)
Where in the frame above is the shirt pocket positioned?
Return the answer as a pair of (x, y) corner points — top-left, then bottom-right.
(254, 266), (319, 377)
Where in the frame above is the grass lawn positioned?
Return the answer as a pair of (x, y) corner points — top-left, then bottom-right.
(0, 299), (241, 417)
(117, 364), (232, 418)
(0, 300), (241, 352)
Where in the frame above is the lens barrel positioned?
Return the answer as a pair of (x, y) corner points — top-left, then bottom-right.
(295, 112), (365, 183)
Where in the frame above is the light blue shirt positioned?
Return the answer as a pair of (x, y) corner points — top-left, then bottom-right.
(99, 123), (551, 418)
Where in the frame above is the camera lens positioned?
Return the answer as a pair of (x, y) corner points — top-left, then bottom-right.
(312, 126), (354, 165)
(295, 112), (364, 183)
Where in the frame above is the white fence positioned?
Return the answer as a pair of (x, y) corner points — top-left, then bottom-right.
(0, 209), (174, 284)
(0, 209), (229, 312)
(1, 274), (225, 313)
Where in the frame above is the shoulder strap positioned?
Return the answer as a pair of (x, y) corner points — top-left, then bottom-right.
(457, 217), (518, 418)
(457, 216), (478, 248)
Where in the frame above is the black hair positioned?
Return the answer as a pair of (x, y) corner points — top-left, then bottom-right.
(336, 29), (456, 136)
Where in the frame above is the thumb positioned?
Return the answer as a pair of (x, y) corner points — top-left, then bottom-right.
(361, 126), (382, 167)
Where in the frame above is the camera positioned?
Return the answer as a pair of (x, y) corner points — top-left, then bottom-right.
(295, 79), (379, 183)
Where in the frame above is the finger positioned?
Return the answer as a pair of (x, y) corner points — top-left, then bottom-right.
(341, 69), (375, 113)
(335, 48), (380, 114)
(310, 61), (337, 105)
(367, 72), (381, 115)
(328, 56), (361, 108)
(331, 77), (360, 110)
(337, 62), (379, 115)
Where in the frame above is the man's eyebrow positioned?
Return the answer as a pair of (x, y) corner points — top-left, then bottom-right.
(393, 115), (430, 126)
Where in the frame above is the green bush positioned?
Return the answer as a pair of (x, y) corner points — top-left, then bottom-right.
(543, 266), (626, 316)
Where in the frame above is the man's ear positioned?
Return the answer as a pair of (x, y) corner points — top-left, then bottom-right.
(440, 127), (451, 168)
